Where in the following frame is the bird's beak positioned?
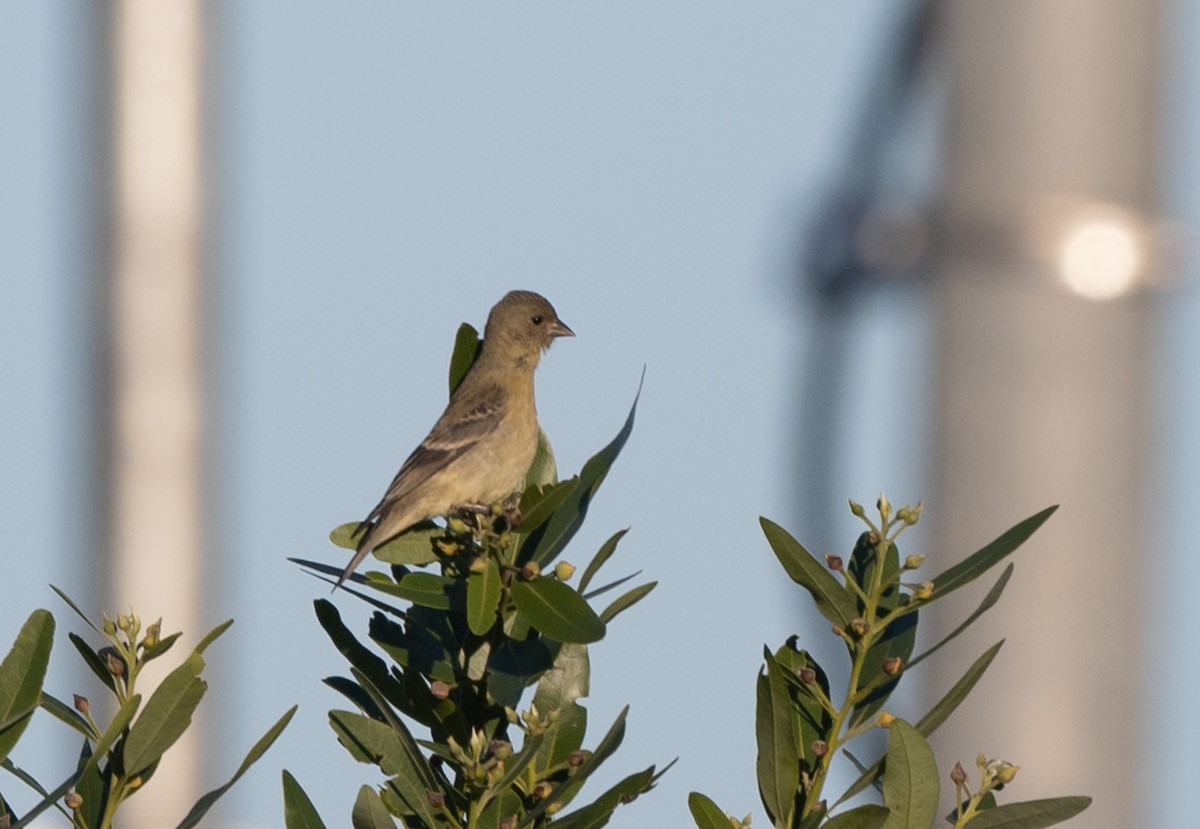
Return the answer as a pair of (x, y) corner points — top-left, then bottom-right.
(549, 319), (575, 338)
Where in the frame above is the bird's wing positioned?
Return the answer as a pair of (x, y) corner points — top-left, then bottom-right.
(366, 383), (508, 520)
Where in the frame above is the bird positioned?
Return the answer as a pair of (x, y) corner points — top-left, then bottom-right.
(336, 290), (574, 589)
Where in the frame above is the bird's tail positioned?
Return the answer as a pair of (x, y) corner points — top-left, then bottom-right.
(333, 521), (375, 592)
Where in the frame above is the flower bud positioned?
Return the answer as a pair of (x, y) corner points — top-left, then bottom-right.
(569, 750), (588, 767)
(554, 561), (576, 581)
(799, 667), (817, 685)
(951, 761), (968, 786)
(490, 739), (513, 760)
(430, 680), (452, 699)
(117, 613), (131, 633)
(811, 740), (828, 757)
(143, 619), (161, 648)
(534, 781), (554, 799)
(903, 554), (926, 570)
(520, 562), (540, 581)
(913, 582), (935, 601)
(435, 538), (460, 556)
(986, 758), (1020, 786)
(876, 493), (891, 521)
(128, 776), (143, 790)
(849, 617), (870, 638)
(469, 557), (488, 574)
(824, 553), (844, 572)
(882, 656), (902, 676)
(499, 817), (517, 829)
(106, 652), (125, 678)
(490, 501), (506, 517)
(427, 790), (445, 809)
(65, 791), (83, 810)
(102, 613), (117, 636)
(848, 499), (866, 518)
(448, 517), (469, 534)
(877, 712), (895, 728)
(73, 694), (90, 714)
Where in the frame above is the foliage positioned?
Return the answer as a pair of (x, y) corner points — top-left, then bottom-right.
(0, 592), (294, 829)
(689, 496), (1091, 829)
(287, 325), (664, 828)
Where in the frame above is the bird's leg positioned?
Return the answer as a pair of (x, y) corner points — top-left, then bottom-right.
(456, 503), (491, 532)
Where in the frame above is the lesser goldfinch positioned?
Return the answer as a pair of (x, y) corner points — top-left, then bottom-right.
(336, 290), (573, 589)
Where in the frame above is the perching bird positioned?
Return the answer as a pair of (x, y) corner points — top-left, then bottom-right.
(336, 290), (574, 589)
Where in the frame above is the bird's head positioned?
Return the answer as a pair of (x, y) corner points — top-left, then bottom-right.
(484, 290), (574, 364)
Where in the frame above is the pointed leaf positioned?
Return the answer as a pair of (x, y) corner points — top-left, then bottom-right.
(579, 529), (628, 593)
(367, 571), (457, 609)
(0, 610), (54, 761)
(525, 375), (642, 567)
(194, 619), (233, 656)
(68, 633), (116, 693)
(448, 322), (481, 395)
(520, 707), (629, 826)
(468, 558), (503, 635)
(328, 710), (440, 827)
(914, 640), (1004, 736)
(964, 796), (1091, 829)
(881, 720), (938, 829)
(929, 506), (1057, 599)
(39, 693), (95, 739)
(599, 582), (656, 624)
(688, 792), (734, 829)
(909, 565), (1012, 668)
(824, 804), (889, 829)
(761, 517), (857, 627)
(518, 478), (581, 534)
(548, 765), (658, 828)
(351, 785), (397, 829)
(756, 653), (798, 826)
(282, 770), (328, 829)
(124, 653), (207, 774)
(512, 578), (605, 644)
(174, 706), (297, 829)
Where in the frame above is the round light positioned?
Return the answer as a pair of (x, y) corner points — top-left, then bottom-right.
(1058, 219), (1142, 301)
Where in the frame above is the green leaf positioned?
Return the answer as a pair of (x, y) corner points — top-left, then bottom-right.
(467, 558), (503, 635)
(880, 720), (938, 829)
(367, 571), (457, 609)
(282, 770), (328, 829)
(824, 804), (889, 829)
(774, 642), (833, 771)
(49, 586), (101, 634)
(525, 374), (642, 567)
(478, 790), (524, 829)
(193, 619), (233, 656)
(532, 642), (590, 711)
(328, 710), (440, 827)
(512, 578), (606, 644)
(755, 652), (798, 827)
(929, 506), (1057, 599)
(836, 642), (1004, 808)
(909, 565), (1013, 668)
(78, 693), (141, 784)
(914, 640), (1004, 736)
(963, 796), (1091, 829)
(598, 581), (656, 624)
(520, 707), (630, 826)
(524, 426), (560, 489)
(519, 478), (581, 535)
(688, 792), (734, 829)
(760, 517), (857, 627)
(549, 765), (659, 828)
(351, 785), (397, 829)
(68, 632), (116, 693)
(39, 693), (95, 739)
(579, 529), (628, 593)
(0, 609), (54, 762)
(174, 705), (297, 829)
(448, 322), (481, 395)
(123, 653), (207, 775)
(373, 526), (443, 567)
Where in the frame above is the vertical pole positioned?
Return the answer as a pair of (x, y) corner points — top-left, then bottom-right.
(106, 1), (205, 821)
(928, 3), (1160, 826)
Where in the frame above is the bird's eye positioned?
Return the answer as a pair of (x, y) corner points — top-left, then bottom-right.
(531, 315), (544, 325)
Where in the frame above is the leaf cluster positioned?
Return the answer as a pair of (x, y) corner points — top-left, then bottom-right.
(285, 329), (663, 829)
(0, 591), (293, 829)
(690, 498), (1091, 829)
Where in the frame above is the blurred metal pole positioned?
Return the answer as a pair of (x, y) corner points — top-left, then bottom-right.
(927, 3), (1160, 826)
(105, 1), (205, 823)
